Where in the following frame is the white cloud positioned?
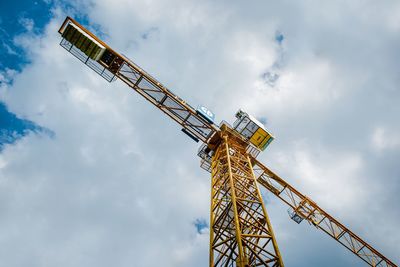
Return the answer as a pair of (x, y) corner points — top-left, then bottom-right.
(0, 68), (18, 84)
(272, 142), (366, 213)
(0, 1), (399, 266)
(0, 155), (7, 169)
(372, 127), (400, 151)
(18, 17), (35, 32)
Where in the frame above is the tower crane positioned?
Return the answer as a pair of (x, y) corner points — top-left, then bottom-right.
(57, 17), (397, 267)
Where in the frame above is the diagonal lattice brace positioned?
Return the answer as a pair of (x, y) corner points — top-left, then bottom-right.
(210, 128), (283, 267)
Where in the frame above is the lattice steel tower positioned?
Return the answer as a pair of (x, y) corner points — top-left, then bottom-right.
(210, 125), (282, 266)
(58, 17), (397, 267)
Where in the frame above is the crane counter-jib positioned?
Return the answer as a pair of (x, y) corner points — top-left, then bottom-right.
(58, 16), (219, 144)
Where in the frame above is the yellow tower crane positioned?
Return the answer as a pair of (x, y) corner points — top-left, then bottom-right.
(58, 17), (397, 267)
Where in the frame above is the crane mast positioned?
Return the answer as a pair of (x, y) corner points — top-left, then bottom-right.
(57, 17), (397, 267)
(210, 125), (282, 266)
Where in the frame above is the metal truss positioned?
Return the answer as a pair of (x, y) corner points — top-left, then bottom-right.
(58, 16), (397, 267)
(252, 158), (397, 267)
(59, 17), (218, 143)
(210, 127), (283, 267)
(115, 59), (218, 142)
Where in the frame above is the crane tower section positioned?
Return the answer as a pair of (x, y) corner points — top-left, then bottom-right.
(210, 125), (282, 266)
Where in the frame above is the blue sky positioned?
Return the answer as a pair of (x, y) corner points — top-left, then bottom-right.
(0, 0), (52, 71)
(0, 0), (53, 149)
(0, 102), (41, 149)
(0, 1), (399, 267)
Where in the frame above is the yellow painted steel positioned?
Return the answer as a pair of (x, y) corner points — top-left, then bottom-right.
(225, 135), (246, 265)
(248, 128), (273, 151)
(209, 126), (283, 266)
(249, 128), (269, 149)
(252, 158), (398, 267)
(246, 155), (283, 265)
(249, 128), (266, 147)
(58, 17), (398, 267)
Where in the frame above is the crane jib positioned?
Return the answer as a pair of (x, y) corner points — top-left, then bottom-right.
(252, 158), (397, 267)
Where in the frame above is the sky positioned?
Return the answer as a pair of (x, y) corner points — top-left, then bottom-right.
(0, 0), (399, 266)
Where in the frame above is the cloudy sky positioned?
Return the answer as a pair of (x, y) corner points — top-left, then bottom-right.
(0, 0), (399, 266)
